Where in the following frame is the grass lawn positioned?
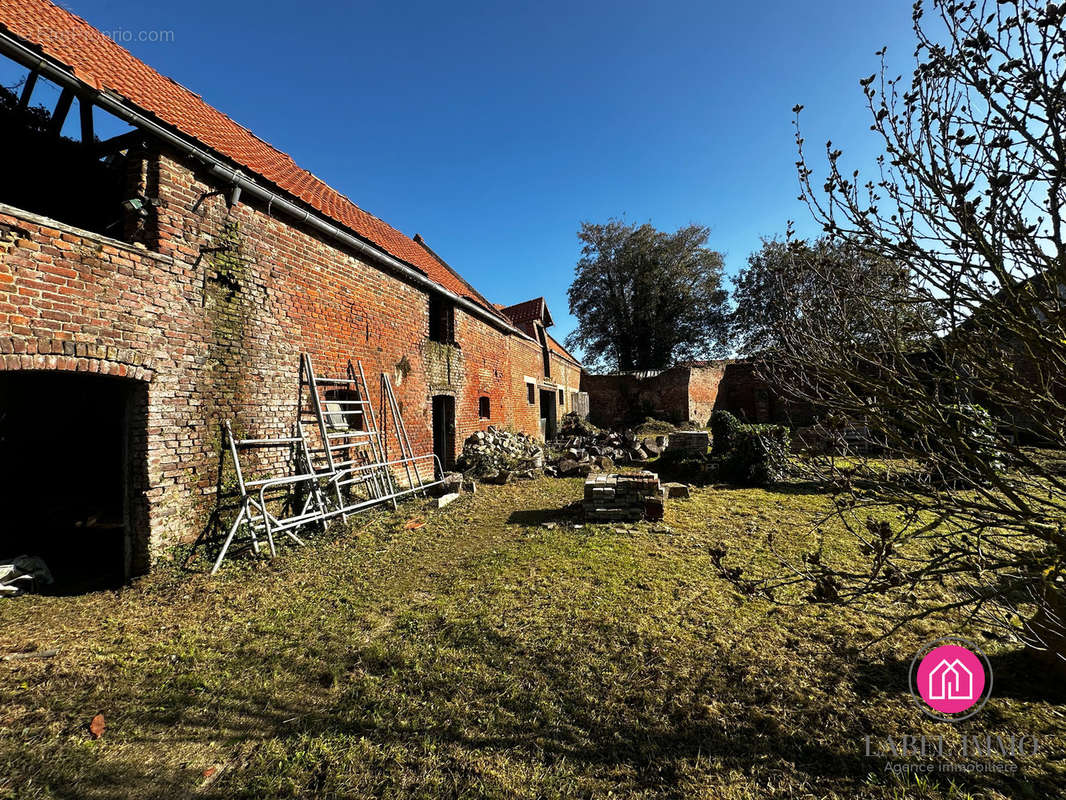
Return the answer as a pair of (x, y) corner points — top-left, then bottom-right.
(1, 477), (1063, 799)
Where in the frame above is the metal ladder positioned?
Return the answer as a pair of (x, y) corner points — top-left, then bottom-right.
(298, 354), (397, 514)
(211, 354), (453, 574)
(381, 372), (426, 495)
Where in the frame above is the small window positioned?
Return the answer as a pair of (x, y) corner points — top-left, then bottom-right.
(558, 388), (565, 406)
(478, 396), (490, 419)
(428, 294), (455, 344)
(527, 383), (536, 405)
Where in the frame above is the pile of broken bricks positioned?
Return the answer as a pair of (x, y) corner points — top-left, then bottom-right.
(548, 429), (670, 477)
(456, 425), (711, 484)
(581, 472), (690, 522)
(456, 427), (545, 483)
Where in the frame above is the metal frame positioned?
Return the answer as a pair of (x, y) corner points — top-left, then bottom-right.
(382, 372), (427, 494)
(211, 421), (326, 574)
(212, 354), (446, 572)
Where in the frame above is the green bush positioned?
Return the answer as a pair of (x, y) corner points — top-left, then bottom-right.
(709, 411), (791, 486)
(710, 410), (743, 455)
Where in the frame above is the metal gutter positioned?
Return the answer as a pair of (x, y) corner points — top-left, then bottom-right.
(0, 30), (529, 340)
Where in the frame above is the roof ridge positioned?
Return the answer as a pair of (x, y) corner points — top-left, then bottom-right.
(412, 233), (509, 322)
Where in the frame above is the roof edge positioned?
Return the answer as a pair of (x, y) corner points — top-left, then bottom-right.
(0, 23), (523, 339)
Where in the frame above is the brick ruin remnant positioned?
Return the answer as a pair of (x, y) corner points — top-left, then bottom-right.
(581, 362), (816, 429)
(582, 473), (664, 522)
(665, 431), (710, 455)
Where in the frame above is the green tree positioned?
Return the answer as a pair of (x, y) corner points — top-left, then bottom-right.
(566, 219), (729, 372)
(0, 81), (53, 134)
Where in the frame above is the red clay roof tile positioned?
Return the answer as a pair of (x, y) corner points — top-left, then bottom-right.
(0, 0), (502, 316)
(500, 297), (549, 326)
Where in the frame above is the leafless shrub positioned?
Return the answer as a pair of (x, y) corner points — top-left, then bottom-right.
(768, 0), (1066, 667)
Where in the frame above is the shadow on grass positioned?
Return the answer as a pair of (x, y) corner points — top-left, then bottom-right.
(14, 613), (1062, 800)
(700, 480), (827, 497)
(506, 506), (579, 527)
(850, 647), (1066, 706)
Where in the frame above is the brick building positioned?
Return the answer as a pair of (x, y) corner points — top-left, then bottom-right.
(0, 0), (581, 583)
(582, 361), (815, 429)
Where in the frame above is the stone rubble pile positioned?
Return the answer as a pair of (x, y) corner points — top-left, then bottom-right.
(548, 429), (669, 477)
(582, 472), (664, 522)
(457, 423), (702, 485)
(456, 426), (545, 482)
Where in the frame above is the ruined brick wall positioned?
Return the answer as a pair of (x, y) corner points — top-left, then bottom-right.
(0, 145), (560, 566)
(581, 367), (692, 428)
(580, 373), (629, 428)
(715, 362), (816, 426)
(714, 362), (770, 423)
(653, 367), (692, 423)
(582, 361), (814, 429)
(687, 363), (726, 426)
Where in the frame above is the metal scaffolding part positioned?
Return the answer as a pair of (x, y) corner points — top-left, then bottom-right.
(382, 372), (426, 495)
(211, 421), (325, 574)
(213, 354), (446, 572)
(299, 354), (397, 515)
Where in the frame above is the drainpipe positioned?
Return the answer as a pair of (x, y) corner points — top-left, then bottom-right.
(0, 30), (530, 340)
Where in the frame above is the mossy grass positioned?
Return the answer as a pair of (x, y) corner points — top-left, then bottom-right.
(0, 478), (1061, 798)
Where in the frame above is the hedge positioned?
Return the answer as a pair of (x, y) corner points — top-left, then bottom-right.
(710, 410), (791, 486)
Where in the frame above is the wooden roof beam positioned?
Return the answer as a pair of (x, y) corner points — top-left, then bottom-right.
(47, 86), (73, 136)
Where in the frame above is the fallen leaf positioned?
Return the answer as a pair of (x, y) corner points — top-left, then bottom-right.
(89, 713), (105, 738)
(202, 767), (217, 778)
(403, 518), (426, 530)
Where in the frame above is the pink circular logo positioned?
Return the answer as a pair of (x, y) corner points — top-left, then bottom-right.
(911, 639), (991, 719)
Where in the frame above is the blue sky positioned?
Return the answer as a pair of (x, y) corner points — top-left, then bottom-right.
(6, 0), (919, 351)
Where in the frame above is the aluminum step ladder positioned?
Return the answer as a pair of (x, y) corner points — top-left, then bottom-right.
(298, 354), (397, 514)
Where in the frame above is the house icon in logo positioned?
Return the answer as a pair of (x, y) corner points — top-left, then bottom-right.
(928, 658), (974, 701)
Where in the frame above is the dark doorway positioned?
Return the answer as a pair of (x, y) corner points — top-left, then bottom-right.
(431, 395), (455, 476)
(0, 371), (148, 592)
(539, 388), (557, 440)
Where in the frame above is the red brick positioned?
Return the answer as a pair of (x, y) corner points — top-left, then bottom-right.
(0, 146), (582, 568)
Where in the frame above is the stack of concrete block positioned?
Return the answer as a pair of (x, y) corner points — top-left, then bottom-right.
(666, 430), (710, 455)
(582, 472), (664, 522)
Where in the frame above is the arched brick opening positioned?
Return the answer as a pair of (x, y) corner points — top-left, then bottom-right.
(0, 353), (152, 591)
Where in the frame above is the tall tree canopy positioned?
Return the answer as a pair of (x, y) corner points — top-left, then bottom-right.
(731, 236), (937, 356)
(566, 219), (729, 372)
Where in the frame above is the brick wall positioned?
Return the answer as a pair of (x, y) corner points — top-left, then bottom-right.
(687, 363), (727, 426)
(505, 337), (582, 435)
(581, 361), (816, 430)
(551, 352), (583, 421)
(715, 362), (816, 426)
(581, 366), (695, 428)
(0, 144), (573, 569)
